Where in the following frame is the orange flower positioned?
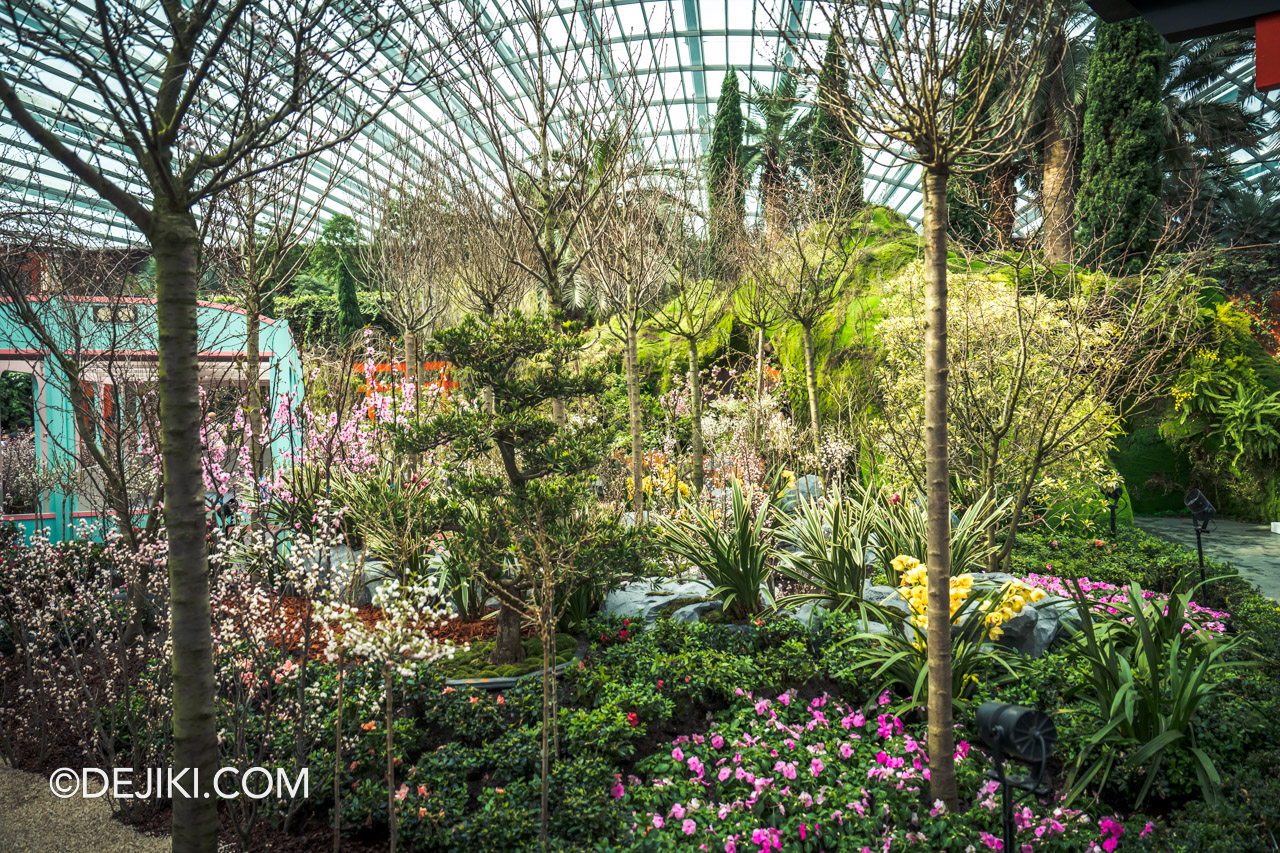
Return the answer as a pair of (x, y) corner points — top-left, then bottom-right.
(469, 696), (479, 704)
(496, 695), (505, 705)
(442, 686), (456, 694)
(418, 807), (429, 818)
(361, 720), (377, 731)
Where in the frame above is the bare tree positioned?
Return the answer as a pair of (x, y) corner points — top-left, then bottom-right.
(450, 179), (531, 320)
(584, 166), (672, 521)
(0, 3), (447, 846)
(432, 0), (661, 423)
(354, 144), (456, 395)
(794, 0), (1054, 807)
(651, 199), (729, 495)
(740, 171), (863, 461)
(204, 124), (347, 522)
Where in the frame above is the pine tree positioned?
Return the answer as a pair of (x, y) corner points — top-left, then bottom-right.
(1076, 19), (1167, 274)
(336, 252), (364, 344)
(708, 67), (745, 260)
(810, 26), (863, 205)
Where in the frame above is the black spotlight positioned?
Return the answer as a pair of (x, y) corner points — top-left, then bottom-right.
(976, 702), (1057, 851)
(1184, 488), (1216, 583)
(1100, 483), (1124, 536)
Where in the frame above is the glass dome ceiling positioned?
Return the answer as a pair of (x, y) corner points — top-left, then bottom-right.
(2, 0), (1277, 244)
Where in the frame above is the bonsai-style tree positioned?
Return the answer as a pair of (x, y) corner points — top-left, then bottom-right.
(396, 311), (612, 664)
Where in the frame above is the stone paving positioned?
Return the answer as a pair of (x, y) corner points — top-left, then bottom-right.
(1135, 515), (1280, 602)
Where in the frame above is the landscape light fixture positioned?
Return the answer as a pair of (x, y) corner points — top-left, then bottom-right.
(1100, 483), (1124, 536)
(1184, 488), (1216, 583)
(976, 702), (1057, 853)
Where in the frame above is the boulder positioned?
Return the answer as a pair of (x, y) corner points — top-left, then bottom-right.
(863, 584), (912, 616)
(601, 577), (714, 623)
(671, 600), (722, 623)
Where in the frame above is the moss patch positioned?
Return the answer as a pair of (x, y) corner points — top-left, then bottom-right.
(437, 633), (577, 680)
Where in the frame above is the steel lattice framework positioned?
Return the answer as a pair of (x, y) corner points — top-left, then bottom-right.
(1, 0), (1277, 245)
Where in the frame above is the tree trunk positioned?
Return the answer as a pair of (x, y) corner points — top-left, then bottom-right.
(753, 325), (767, 458)
(385, 665), (397, 853)
(489, 597), (526, 665)
(990, 160), (1017, 248)
(922, 171), (958, 810)
(1041, 111), (1074, 264)
(403, 329), (419, 405)
(153, 209), (219, 851)
(800, 323), (822, 460)
(245, 286), (265, 530)
(627, 325), (643, 523)
(687, 337), (705, 493)
(1041, 27), (1074, 265)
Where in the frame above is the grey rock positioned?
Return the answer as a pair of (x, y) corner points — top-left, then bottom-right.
(601, 577), (714, 622)
(863, 585), (911, 616)
(672, 601), (721, 623)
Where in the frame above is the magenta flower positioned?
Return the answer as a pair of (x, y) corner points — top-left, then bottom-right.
(810, 758), (824, 777)
(711, 734), (725, 749)
(610, 781), (624, 799)
(839, 743), (854, 759)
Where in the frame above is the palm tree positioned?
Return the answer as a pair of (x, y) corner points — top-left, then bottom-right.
(743, 75), (813, 235)
(1214, 172), (1280, 246)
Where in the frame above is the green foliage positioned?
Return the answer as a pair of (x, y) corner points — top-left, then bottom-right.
(810, 26), (863, 204)
(272, 291), (395, 350)
(872, 489), (1009, 583)
(1076, 19), (1168, 273)
(1063, 580), (1250, 808)
(773, 482), (874, 610)
(946, 34), (996, 246)
(335, 254), (363, 345)
(434, 634), (577, 680)
(308, 214), (360, 285)
(330, 461), (437, 585)
(658, 480), (773, 619)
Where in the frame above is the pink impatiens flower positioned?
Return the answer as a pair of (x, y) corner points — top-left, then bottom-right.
(672, 747), (685, 762)
(610, 781), (624, 799)
(810, 758), (824, 777)
(683, 819), (697, 835)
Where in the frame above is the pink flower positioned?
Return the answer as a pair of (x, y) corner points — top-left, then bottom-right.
(611, 782), (624, 799)
(394, 784), (409, 802)
(672, 747), (685, 762)
(839, 743), (854, 759)
(688, 757), (705, 777)
(718, 767), (732, 782)
(652, 815), (665, 829)
(1140, 822), (1154, 838)
(878, 690), (892, 706)
(778, 693), (791, 706)
(810, 758), (824, 777)
(799, 824), (807, 841)
(979, 831), (1004, 850)
(711, 734), (725, 749)
(670, 803), (686, 820)
(683, 819), (697, 835)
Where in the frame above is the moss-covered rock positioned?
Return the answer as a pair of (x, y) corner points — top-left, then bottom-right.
(436, 634), (578, 680)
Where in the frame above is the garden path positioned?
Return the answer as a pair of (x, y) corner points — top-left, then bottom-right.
(1134, 515), (1280, 602)
(0, 761), (171, 852)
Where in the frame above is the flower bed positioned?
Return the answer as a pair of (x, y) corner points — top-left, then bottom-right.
(620, 688), (1152, 852)
(1023, 573), (1230, 633)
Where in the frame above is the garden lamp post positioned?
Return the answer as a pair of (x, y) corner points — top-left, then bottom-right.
(976, 702), (1057, 852)
(1100, 484), (1124, 536)
(1184, 488), (1216, 583)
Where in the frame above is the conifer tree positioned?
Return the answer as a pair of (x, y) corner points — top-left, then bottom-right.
(708, 68), (745, 273)
(1076, 18), (1167, 273)
(811, 26), (863, 205)
(336, 253), (364, 345)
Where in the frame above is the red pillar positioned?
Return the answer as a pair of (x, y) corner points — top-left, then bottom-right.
(1259, 12), (1280, 92)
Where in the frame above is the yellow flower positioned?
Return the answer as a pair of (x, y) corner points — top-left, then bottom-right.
(988, 626), (1004, 641)
(1029, 589), (1046, 603)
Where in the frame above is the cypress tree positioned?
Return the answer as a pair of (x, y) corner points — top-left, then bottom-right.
(708, 68), (745, 237)
(1076, 19), (1167, 274)
(336, 252), (363, 345)
(810, 25), (863, 205)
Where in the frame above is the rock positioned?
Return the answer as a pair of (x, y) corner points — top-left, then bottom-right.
(601, 577), (714, 623)
(783, 601), (828, 626)
(776, 474), (822, 514)
(671, 600), (721, 623)
(863, 584), (911, 616)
